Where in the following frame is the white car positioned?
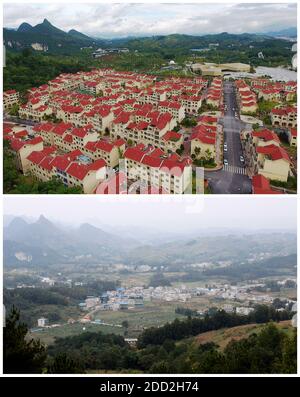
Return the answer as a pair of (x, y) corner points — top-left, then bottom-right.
(224, 143), (227, 152)
(240, 155), (245, 163)
(224, 159), (228, 166)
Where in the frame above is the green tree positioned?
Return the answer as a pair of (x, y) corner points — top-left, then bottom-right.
(4, 307), (46, 373)
(47, 353), (84, 374)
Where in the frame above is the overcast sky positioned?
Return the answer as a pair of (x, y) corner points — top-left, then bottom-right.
(3, 2), (297, 38)
(3, 196), (297, 233)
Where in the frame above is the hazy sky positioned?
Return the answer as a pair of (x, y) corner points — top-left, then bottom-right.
(3, 196), (297, 232)
(3, 2), (297, 38)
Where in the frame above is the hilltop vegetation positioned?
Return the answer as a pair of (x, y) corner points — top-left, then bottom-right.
(3, 18), (101, 54)
(4, 306), (296, 374)
(3, 21), (295, 95)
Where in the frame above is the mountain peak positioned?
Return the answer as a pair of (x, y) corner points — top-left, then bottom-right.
(8, 216), (29, 228)
(17, 22), (32, 33)
(42, 18), (52, 25)
(37, 214), (52, 225)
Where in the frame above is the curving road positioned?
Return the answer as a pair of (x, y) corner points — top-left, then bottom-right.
(204, 81), (252, 194)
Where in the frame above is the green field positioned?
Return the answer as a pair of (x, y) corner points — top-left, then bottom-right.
(28, 300), (184, 344)
(28, 322), (124, 346)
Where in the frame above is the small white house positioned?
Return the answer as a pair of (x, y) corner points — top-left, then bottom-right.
(37, 317), (48, 327)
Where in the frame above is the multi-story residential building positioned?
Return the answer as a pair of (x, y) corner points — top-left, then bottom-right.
(79, 80), (103, 95)
(3, 90), (20, 110)
(83, 138), (125, 168)
(124, 144), (192, 194)
(27, 146), (57, 182)
(174, 95), (202, 115)
(158, 101), (185, 122)
(288, 128), (297, 147)
(236, 80), (258, 114)
(27, 149), (107, 193)
(270, 107), (297, 128)
(191, 125), (216, 160)
(56, 105), (85, 125)
(257, 88), (282, 102)
(256, 144), (291, 182)
(240, 128), (290, 181)
(19, 97), (52, 121)
(7, 136), (44, 174)
(161, 131), (183, 153)
(83, 106), (114, 133)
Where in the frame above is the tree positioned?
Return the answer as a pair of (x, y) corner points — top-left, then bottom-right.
(205, 149), (212, 160)
(122, 320), (129, 337)
(8, 104), (19, 117)
(194, 147), (201, 159)
(281, 329), (297, 373)
(47, 353), (84, 374)
(4, 307), (46, 373)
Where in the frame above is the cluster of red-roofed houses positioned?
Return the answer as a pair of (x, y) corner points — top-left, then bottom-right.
(124, 144), (192, 194)
(251, 79), (296, 103)
(191, 114), (221, 161)
(206, 78), (223, 108)
(4, 123), (107, 193)
(235, 80), (258, 114)
(4, 68), (223, 193)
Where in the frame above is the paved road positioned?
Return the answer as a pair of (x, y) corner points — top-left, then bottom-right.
(4, 114), (38, 126)
(204, 81), (252, 194)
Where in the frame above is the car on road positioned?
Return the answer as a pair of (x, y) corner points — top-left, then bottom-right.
(223, 143), (227, 152)
(223, 159), (228, 166)
(240, 155), (245, 163)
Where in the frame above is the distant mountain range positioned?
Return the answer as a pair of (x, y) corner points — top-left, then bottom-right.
(265, 27), (297, 38)
(3, 18), (297, 55)
(3, 215), (140, 267)
(3, 215), (297, 269)
(3, 18), (105, 53)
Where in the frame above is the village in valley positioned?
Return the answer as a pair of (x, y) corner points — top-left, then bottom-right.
(3, 61), (297, 194)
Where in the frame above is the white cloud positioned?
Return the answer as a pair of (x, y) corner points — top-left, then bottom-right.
(3, 3), (297, 38)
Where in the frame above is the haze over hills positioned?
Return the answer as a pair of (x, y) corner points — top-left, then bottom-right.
(3, 18), (296, 55)
(3, 215), (141, 267)
(3, 215), (297, 271)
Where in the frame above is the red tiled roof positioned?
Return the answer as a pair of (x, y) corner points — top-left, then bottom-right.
(160, 157), (192, 177)
(253, 129), (280, 143)
(252, 174), (282, 194)
(141, 154), (163, 168)
(95, 140), (114, 152)
(162, 131), (182, 142)
(52, 122), (72, 136)
(256, 144), (290, 162)
(10, 136), (43, 151)
(124, 145), (149, 162)
(114, 138), (126, 147)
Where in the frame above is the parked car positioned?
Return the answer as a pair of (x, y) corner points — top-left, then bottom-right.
(224, 159), (228, 166)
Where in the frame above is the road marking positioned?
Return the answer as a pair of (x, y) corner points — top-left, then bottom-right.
(223, 164), (247, 175)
